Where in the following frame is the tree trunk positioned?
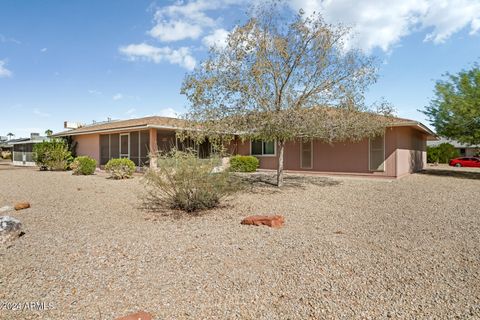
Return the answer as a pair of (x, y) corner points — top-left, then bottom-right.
(277, 140), (285, 187)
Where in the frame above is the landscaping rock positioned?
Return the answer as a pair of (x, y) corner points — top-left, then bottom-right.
(241, 215), (285, 228)
(0, 205), (13, 213)
(0, 216), (23, 245)
(115, 311), (152, 320)
(14, 202), (30, 210)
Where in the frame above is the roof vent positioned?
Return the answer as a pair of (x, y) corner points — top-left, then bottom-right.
(64, 121), (83, 129)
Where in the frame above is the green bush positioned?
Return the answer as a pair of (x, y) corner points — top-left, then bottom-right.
(143, 150), (242, 213)
(33, 139), (72, 171)
(105, 158), (136, 179)
(229, 155), (259, 172)
(427, 143), (460, 163)
(71, 156), (97, 175)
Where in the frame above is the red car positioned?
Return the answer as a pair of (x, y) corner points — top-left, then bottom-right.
(449, 157), (480, 167)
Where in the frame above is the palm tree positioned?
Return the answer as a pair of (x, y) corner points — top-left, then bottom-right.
(6, 132), (14, 140)
(44, 129), (53, 136)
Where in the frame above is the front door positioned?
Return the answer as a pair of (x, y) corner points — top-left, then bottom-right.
(120, 133), (130, 159)
(300, 140), (313, 169)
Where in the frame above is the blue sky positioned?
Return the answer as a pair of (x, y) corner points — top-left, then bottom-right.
(1, 0), (479, 138)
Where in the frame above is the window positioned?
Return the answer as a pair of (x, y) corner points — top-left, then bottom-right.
(369, 135), (385, 171)
(300, 140), (313, 169)
(251, 140), (275, 156)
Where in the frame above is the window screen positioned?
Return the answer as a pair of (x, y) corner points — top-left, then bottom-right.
(369, 135), (385, 171)
(301, 140), (312, 169)
(100, 134), (110, 165)
(157, 131), (176, 154)
(110, 134), (119, 159)
(251, 140), (263, 155)
(140, 130), (150, 166)
(130, 131), (139, 166)
(251, 140), (275, 155)
(263, 141), (275, 155)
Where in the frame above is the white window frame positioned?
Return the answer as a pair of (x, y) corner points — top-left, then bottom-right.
(250, 140), (276, 157)
(119, 133), (130, 159)
(368, 133), (386, 172)
(300, 139), (313, 169)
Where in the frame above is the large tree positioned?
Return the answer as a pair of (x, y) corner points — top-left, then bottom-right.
(423, 63), (480, 145)
(181, 4), (393, 186)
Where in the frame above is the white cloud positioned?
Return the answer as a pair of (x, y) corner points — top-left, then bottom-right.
(119, 43), (196, 70)
(157, 107), (178, 118)
(0, 60), (12, 78)
(40, 48), (47, 53)
(288, 0), (480, 52)
(150, 20), (204, 42)
(113, 93), (124, 101)
(149, 0), (219, 42)
(126, 108), (136, 115)
(33, 108), (51, 118)
(88, 89), (102, 95)
(0, 34), (21, 44)
(421, 0), (480, 43)
(202, 28), (230, 49)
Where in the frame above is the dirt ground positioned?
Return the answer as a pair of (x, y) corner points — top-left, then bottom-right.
(1, 164), (479, 319)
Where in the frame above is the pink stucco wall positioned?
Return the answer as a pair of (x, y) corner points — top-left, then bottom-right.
(235, 126), (427, 178)
(73, 134), (100, 164)
(395, 127), (427, 177)
(71, 125), (428, 177)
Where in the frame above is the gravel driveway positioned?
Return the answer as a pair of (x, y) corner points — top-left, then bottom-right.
(1, 166), (479, 319)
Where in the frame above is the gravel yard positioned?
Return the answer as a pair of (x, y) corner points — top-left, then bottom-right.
(1, 165), (479, 319)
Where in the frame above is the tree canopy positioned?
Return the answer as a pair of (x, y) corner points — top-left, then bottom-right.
(181, 4), (393, 186)
(423, 63), (480, 145)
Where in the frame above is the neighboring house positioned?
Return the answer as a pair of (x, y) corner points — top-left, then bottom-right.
(0, 136), (12, 152)
(9, 133), (49, 166)
(427, 138), (480, 157)
(53, 115), (437, 178)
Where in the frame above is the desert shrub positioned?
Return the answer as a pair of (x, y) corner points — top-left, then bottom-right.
(105, 158), (136, 179)
(143, 150), (242, 213)
(33, 139), (72, 171)
(71, 156), (97, 175)
(230, 155), (259, 172)
(427, 143), (459, 163)
(1, 151), (11, 159)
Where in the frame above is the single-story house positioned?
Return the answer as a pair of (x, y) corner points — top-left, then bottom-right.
(0, 136), (12, 152)
(427, 137), (480, 157)
(53, 115), (437, 178)
(9, 133), (49, 166)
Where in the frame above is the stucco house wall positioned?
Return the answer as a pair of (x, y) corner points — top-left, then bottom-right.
(62, 116), (433, 178)
(235, 126), (428, 178)
(395, 127), (427, 177)
(74, 134), (100, 164)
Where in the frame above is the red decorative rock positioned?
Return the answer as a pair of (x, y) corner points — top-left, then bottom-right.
(115, 311), (152, 320)
(241, 215), (285, 228)
(14, 202), (30, 210)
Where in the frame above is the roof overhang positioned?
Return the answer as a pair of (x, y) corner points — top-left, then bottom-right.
(8, 139), (48, 145)
(52, 124), (185, 137)
(388, 121), (438, 141)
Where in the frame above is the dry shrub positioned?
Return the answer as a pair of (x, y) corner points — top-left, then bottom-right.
(142, 149), (242, 213)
